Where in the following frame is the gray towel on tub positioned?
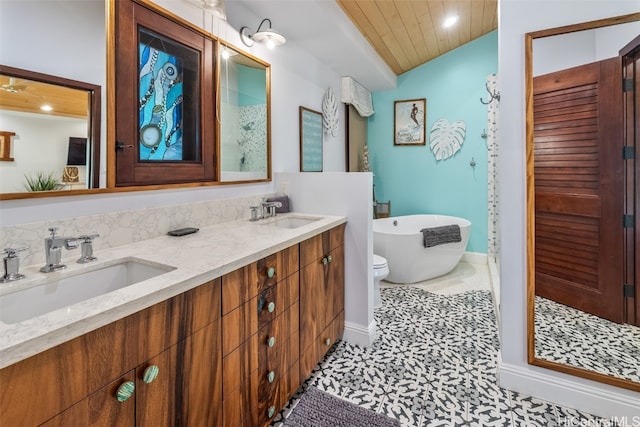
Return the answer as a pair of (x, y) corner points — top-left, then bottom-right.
(420, 225), (461, 248)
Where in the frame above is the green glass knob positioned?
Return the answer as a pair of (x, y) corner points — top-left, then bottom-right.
(116, 381), (135, 402)
(267, 267), (275, 278)
(325, 338), (331, 346)
(267, 336), (276, 348)
(268, 406), (276, 418)
(143, 365), (159, 384)
(327, 255), (333, 263)
(322, 257), (328, 266)
(267, 301), (275, 313)
(267, 370), (275, 383)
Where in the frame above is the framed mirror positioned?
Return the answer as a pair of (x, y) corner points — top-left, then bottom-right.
(218, 44), (270, 182)
(0, 66), (101, 195)
(0, 0), (106, 199)
(526, 13), (640, 391)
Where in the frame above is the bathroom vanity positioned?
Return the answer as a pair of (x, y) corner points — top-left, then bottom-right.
(0, 214), (346, 426)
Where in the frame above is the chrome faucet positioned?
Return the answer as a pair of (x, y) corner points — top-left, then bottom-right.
(249, 198), (284, 221)
(40, 227), (80, 273)
(1, 247), (28, 283)
(260, 198), (282, 219)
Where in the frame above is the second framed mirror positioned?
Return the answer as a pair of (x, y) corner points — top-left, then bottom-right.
(218, 45), (270, 182)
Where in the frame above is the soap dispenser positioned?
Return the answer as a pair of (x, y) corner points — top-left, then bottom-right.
(1, 247), (28, 283)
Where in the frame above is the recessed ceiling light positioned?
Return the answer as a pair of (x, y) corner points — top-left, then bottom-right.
(443, 15), (459, 29)
(40, 104), (53, 112)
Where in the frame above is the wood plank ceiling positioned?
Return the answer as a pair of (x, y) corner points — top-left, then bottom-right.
(0, 75), (88, 119)
(336, 0), (498, 75)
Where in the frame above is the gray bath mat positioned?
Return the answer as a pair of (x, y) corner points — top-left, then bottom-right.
(282, 386), (400, 427)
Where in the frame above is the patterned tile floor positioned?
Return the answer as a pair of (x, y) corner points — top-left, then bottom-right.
(274, 262), (611, 427)
(535, 296), (640, 383)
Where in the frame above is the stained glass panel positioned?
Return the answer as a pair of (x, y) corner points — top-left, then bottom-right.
(138, 28), (200, 162)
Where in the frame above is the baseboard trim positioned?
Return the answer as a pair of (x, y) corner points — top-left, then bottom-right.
(499, 361), (640, 418)
(462, 251), (487, 265)
(343, 320), (376, 347)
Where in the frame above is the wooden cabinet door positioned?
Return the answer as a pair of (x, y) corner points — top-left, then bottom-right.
(299, 226), (345, 379)
(533, 57), (624, 322)
(136, 321), (222, 427)
(40, 372), (136, 427)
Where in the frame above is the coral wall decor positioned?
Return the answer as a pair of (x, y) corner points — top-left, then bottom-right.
(322, 87), (339, 138)
(429, 118), (466, 160)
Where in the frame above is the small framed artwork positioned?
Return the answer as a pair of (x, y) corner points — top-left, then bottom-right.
(394, 98), (426, 146)
(299, 106), (323, 172)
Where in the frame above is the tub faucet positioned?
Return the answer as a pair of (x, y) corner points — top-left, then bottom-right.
(40, 227), (80, 273)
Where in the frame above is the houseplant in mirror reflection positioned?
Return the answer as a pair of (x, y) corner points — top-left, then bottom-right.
(23, 171), (63, 192)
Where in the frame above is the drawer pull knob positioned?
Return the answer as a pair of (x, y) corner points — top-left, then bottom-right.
(327, 255), (333, 263)
(267, 370), (275, 383)
(325, 338), (331, 346)
(267, 267), (275, 278)
(143, 365), (159, 384)
(321, 257), (328, 266)
(116, 381), (135, 402)
(268, 406), (276, 418)
(267, 301), (276, 313)
(267, 336), (276, 348)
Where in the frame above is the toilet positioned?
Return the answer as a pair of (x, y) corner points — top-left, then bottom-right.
(373, 254), (390, 309)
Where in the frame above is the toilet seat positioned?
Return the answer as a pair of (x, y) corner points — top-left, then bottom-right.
(373, 254), (388, 269)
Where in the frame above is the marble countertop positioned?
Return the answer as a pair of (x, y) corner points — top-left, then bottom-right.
(0, 213), (346, 369)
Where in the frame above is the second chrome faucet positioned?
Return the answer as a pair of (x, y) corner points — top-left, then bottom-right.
(40, 227), (100, 272)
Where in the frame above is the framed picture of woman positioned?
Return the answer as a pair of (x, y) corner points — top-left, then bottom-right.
(394, 98), (426, 146)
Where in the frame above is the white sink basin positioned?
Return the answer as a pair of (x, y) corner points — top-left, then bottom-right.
(260, 216), (321, 229)
(0, 258), (175, 324)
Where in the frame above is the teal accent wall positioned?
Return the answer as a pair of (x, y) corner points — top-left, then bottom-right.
(368, 30), (497, 254)
(238, 65), (267, 106)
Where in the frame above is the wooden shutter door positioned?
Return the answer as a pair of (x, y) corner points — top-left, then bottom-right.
(533, 57), (624, 323)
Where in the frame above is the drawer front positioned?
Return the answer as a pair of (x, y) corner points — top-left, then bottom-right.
(256, 301), (299, 358)
(222, 333), (259, 398)
(222, 296), (258, 356)
(300, 310), (343, 381)
(329, 223), (346, 251)
(277, 244), (299, 278)
(257, 271), (299, 328)
(299, 232), (329, 268)
(222, 267), (253, 316)
(250, 253), (279, 292)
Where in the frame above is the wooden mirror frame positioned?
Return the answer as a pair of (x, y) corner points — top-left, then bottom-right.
(525, 12), (640, 392)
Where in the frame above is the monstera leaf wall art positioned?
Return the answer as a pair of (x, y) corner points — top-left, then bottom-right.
(322, 87), (339, 138)
(429, 118), (466, 160)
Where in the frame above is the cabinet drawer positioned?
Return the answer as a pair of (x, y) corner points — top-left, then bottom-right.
(223, 334), (259, 398)
(222, 295), (258, 356)
(257, 271), (299, 328)
(256, 301), (299, 356)
(0, 318), (133, 427)
(277, 244), (300, 278)
(129, 278), (221, 365)
(257, 333), (299, 392)
(300, 225), (345, 268)
(300, 310), (344, 381)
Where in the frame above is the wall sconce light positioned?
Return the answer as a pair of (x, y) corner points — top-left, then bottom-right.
(240, 18), (286, 49)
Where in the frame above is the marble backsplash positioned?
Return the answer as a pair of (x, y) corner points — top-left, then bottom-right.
(0, 193), (270, 268)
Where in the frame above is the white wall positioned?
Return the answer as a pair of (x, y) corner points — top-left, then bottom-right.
(499, 0), (640, 417)
(533, 21), (640, 76)
(275, 172), (374, 347)
(0, 112), (87, 193)
(0, 0), (347, 226)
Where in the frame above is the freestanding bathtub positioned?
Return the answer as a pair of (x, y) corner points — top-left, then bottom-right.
(373, 214), (471, 283)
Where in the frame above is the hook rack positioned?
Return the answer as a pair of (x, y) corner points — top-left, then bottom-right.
(480, 82), (500, 105)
